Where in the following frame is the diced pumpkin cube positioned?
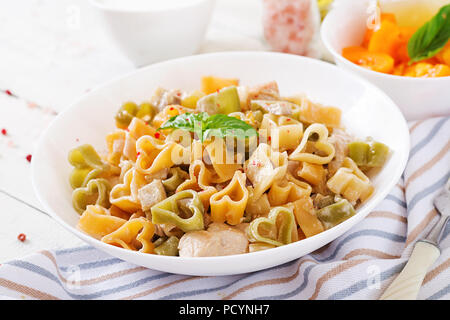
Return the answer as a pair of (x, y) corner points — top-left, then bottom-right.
(404, 63), (450, 78)
(368, 20), (400, 57)
(292, 198), (324, 238)
(201, 76), (240, 95)
(436, 41), (450, 66)
(343, 46), (394, 74)
(298, 163), (326, 186)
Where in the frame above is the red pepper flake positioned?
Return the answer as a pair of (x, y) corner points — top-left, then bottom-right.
(176, 92), (181, 97)
(5, 90), (12, 96)
(136, 152), (141, 157)
(286, 118), (291, 121)
(268, 136), (272, 141)
(169, 107), (175, 111)
(154, 132), (161, 139)
(1, 128), (7, 136)
(17, 233), (26, 242)
(26, 154), (32, 162)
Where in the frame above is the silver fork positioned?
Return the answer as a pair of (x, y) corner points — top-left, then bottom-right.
(380, 178), (450, 300)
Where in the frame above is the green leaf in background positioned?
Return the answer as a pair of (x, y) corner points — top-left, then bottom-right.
(408, 4), (450, 64)
(157, 112), (257, 142)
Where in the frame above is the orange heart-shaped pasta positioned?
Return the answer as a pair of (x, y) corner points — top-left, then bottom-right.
(110, 168), (146, 212)
(78, 205), (127, 239)
(210, 171), (249, 225)
(101, 217), (155, 253)
(176, 160), (217, 210)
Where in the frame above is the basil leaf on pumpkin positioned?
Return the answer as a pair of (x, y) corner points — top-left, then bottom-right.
(408, 4), (450, 63)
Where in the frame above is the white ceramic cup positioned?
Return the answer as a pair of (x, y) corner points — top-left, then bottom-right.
(91, 0), (216, 67)
(321, 0), (450, 121)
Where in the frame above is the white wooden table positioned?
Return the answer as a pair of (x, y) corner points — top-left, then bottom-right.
(0, 0), (268, 262)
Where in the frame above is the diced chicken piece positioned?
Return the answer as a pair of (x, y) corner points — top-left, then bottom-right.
(178, 223), (249, 257)
(150, 87), (182, 111)
(263, 101), (294, 116)
(137, 179), (166, 211)
(246, 81), (280, 108)
(328, 129), (353, 177)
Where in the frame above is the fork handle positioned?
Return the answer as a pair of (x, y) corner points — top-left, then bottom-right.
(379, 240), (440, 300)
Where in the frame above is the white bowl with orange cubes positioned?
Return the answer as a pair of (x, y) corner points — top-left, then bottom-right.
(321, 0), (450, 120)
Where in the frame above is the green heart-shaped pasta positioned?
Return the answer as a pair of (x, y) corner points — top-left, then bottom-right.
(68, 144), (110, 189)
(247, 206), (297, 247)
(72, 178), (111, 214)
(151, 190), (204, 232)
(162, 167), (189, 194)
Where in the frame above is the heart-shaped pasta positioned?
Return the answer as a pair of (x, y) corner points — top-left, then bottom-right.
(176, 160), (217, 210)
(101, 217), (155, 253)
(247, 206), (298, 247)
(289, 123), (335, 164)
(68, 144), (118, 189)
(135, 136), (185, 175)
(327, 157), (374, 203)
(78, 205), (127, 239)
(259, 114), (303, 151)
(245, 143), (288, 200)
(72, 178), (111, 214)
(268, 173), (312, 206)
(162, 167), (190, 194)
(205, 139), (242, 183)
(110, 168), (147, 212)
(151, 190), (204, 232)
(210, 171), (249, 225)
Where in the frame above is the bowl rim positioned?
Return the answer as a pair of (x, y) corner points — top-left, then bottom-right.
(89, 0), (215, 13)
(320, 5), (450, 82)
(31, 51), (410, 273)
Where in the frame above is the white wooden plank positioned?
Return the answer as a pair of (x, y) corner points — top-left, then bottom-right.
(0, 193), (84, 263)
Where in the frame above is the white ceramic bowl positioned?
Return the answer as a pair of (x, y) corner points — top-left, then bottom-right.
(91, 0), (216, 67)
(32, 52), (409, 276)
(321, 0), (450, 121)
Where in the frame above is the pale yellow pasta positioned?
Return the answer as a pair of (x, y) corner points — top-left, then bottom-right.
(245, 186), (271, 219)
(259, 114), (303, 151)
(268, 173), (312, 206)
(289, 123), (335, 164)
(110, 168), (146, 212)
(101, 217), (155, 253)
(210, 171), (249, 225)
(176, 160), (217, 210)
(297, 162), (327, 186)
(78, 205), (127, 239)
(205, 138), (242, 183)
(245, 143), (288, 200)
(327, 157), (374, 203)
(135, 136), (184, 175)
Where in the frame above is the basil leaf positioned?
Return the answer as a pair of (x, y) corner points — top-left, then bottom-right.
(157, 112), (257, 142)
(408, 4), (450, 63)
(203, 114), (258, 141)
(157, 112), (208, 131)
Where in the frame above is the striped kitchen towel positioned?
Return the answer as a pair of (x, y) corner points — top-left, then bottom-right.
(0, 116), (449, 300)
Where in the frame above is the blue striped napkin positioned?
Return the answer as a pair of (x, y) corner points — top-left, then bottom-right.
(0, 116), (449, 300)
